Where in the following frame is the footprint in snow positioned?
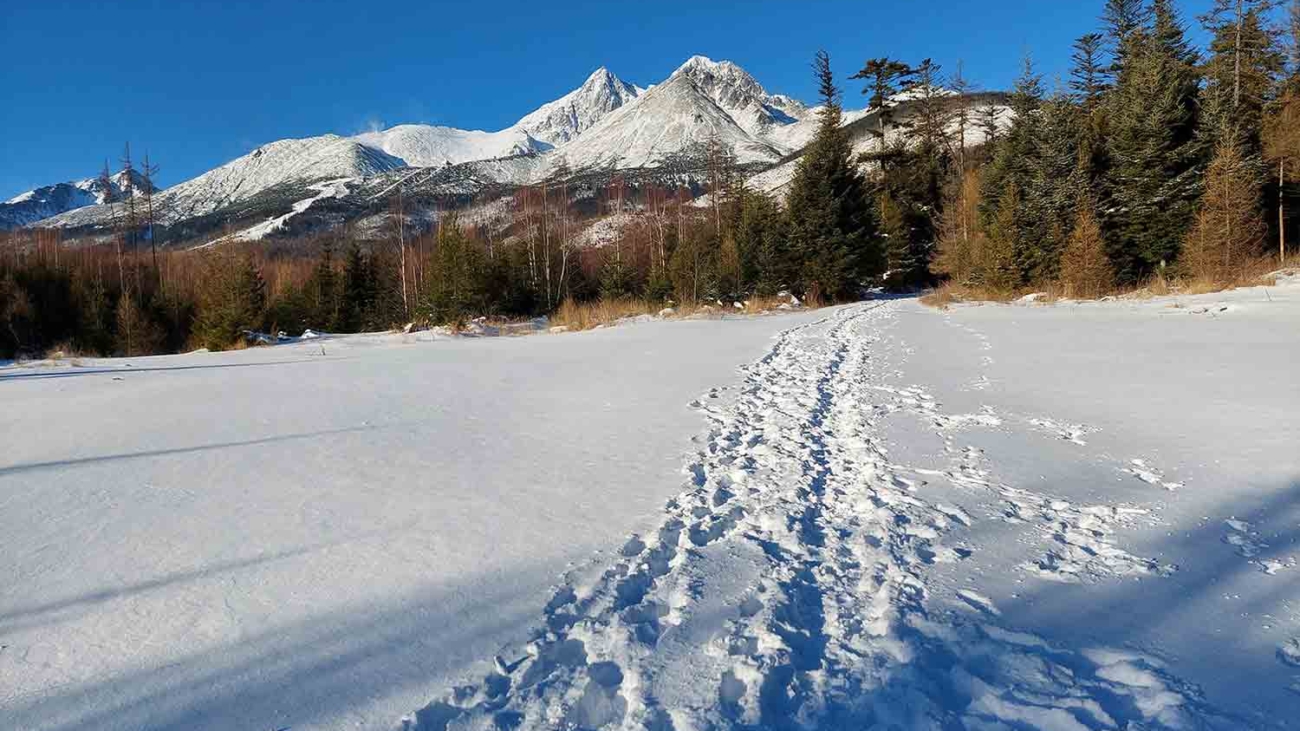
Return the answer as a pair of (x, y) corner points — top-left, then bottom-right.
(1223, 519), (1268, 558)
(957, 589), (1001, 617)
(1122, 458), (1184, 491)
(1279, 638), (1300, 668)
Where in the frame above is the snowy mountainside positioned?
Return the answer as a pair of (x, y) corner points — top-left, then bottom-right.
(670, 55), (809, 142)
(355, 124), (548, 168)
(748, 90), (1014, 197)
(513, 67), (643, 146)
(0, 170), (154, 230)
(41, 134), (404, 230)
(554, 71), (785, 170)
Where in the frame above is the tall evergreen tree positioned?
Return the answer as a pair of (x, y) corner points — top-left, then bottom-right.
(850, 57), (916, 146)
(1022, 91), (1086, 282)
(980, 56), (1044, 285)
(1103, 0), (1205, 282)
(787, 51), (882, 299)
(1103, 0), (1152, 74)
(1070, 33), (1111, 107)
(1200, 2), (1286, 152)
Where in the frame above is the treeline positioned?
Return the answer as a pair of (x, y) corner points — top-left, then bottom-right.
(929, 0), (1300, 296)
(4, 0), (1299, 359)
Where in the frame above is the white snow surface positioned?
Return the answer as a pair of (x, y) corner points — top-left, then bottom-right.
(513, 67), (644, 147)
(4, 282), (1298, 730)
(554, 72), (784, 170)
(355, 125), (547, 168)
(42, 134), (405, 229)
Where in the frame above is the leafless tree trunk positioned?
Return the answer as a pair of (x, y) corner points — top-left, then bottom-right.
(397, 187), (409, 320)
(1234, 0), (1244, 108)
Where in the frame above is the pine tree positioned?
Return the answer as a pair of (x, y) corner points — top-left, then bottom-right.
(786, 51), (882, 299)
(1184, 132), (1267, 281)
(849, 57), (916, 148)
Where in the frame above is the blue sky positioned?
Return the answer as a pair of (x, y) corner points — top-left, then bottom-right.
(1, 0), (1220, 199)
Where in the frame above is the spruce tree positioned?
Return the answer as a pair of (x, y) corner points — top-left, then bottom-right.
(786, 51), (882, 300)
(1022, 91), (1085, 283)
(980, 56), (1043, 284)
(1103, 0), (1204, 283)
(1070, 33), (1111, 108)
(983, 183), (1022, 292)
(193, 251), (266, 350)
(1103, 0), (1152, 75)
(340, 244), (373, 332)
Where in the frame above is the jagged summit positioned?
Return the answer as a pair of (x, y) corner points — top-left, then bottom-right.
(555, 70), (784, 170)
(670, 55), (809, 138)
(1, 170), (155, 230)
(513, 66), (643, 146)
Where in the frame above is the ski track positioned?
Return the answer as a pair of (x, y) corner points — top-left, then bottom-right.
(402, 301), (1244, 731)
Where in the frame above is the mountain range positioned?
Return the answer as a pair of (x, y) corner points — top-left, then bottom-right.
(3, 56), (1008, 243)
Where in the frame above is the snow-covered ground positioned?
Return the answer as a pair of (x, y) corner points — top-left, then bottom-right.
(3, 279), (1298, 730)
(0, 311), (824, 731)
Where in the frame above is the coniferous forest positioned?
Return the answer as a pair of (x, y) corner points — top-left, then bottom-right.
(2, 0), (1298, 359)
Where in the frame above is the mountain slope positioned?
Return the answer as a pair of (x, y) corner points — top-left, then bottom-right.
(554, 71), (784, 170)
(355, 124), (546, 168)
(513, 67), (643, 146)
(42, 135), (404, 230)
(1, 170), (154, 230)
(670, 55), (809, 143)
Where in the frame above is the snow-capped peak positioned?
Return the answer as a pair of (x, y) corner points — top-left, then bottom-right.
(0, 169), (158, 230)
(513, 66), (643, 146)
(670, 54), (809, 138)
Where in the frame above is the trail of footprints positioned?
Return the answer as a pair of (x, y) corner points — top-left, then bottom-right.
(404, 304), (1230, 731)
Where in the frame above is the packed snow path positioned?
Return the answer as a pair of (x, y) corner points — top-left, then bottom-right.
(406, 301), (1279, 730)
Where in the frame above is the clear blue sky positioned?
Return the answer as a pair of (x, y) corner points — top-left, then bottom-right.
(1, 0), (1219, 199)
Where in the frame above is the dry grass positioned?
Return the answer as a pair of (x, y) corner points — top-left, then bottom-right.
(551, 298), (669, 331)
(919, 283), (1020, 309)
(551, 294), (812, 331)
(922, 257), (1286, 309)
(42, 342), (93, 361)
